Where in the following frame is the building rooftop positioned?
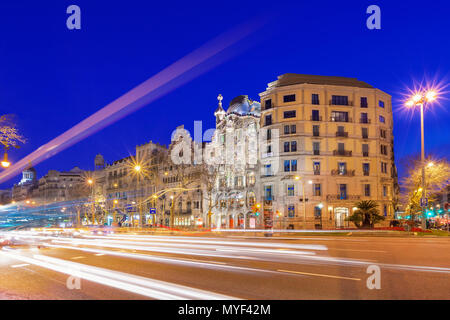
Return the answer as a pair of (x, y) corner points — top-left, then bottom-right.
(269, 73), (374, 89)
(227, 95), (261, 116)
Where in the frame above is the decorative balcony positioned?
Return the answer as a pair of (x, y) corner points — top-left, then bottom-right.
(330, 100), (353, 106)
(331, 169), (355, 177)
(327, 194), (361, 201)
(310, 116), (322, 121)
(330, 117), (352, 123)
(336, 131), (349, 138)
(333, 150), (352, 156)
(360, 118), (371, 124)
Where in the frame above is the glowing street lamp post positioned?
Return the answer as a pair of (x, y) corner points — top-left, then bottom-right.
(87, 178), (95, 225)
(406, 90), (437, 229)
(134, 165), (143, 228)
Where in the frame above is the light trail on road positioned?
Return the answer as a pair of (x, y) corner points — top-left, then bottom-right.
(0, 17), (268, 185)
(0, 249), (239, 300)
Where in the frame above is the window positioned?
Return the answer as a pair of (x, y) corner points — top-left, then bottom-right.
(266, 145), (272, 153)
(381, 145), (388, 155)
(380, 129), (387, 138)
(363, 163), (370, 176)
(267, 128), (272, 140)
(332, 95), (349, 105)
(284, 125), (290, 134)
(291, 160), (297, 171)
(383, 185), (388, 197)
(247, 174), (256, 186)
(284, 110), (296, 118)
(312, 94), (320, 105)
(331, 111), (349, 122)
(338, 162), (347, 175)
(265, 99), (272, 109)
(381, 162), (388, 173)
(313, 125), (320, 137)
(265, 186), (273, 200)
(291, 141), (297, 152)
(339, 184), (347, 199)
(313, 161), (321, 175)
(284, 160), (290, 172)
(265, 114), (272, 126)
(284, 142), (290, 152)
(384, 205), (388, 216)
(313, 142), (320, 155)
(361, 97), (368, 108)
(379, 115), (385, 123)
(338, 142), (345, 152)
(360, 113), (368, 123)
(290, 125), (296, 134)
(364, 184), (371, 196)
(264, 164), (272, 176)
(362, 144), (369, 157)
(362, 127), (368, 139)
(283, 94), (296, 103)
(314, 206), (322, 220)
(379, 100), (385, 108)
(313, 183), (321, 196)
(288, 205), (295, 218)
(287, 185), (295, 196)
(311, 110), (320, 121)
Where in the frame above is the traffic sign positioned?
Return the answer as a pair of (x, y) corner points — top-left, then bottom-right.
(149, 208), (156, 214)
(420, 198), (428, 207)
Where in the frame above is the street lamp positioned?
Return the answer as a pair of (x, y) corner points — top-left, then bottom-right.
(86, 178), (95, 225)
(405, 89), (439, 229)
(1, 151), (11, 168)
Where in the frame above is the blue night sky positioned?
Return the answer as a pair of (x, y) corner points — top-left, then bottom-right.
(0, 0), (449, 187)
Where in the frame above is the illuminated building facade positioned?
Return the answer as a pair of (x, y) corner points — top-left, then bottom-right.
(259, 74), (398, 229)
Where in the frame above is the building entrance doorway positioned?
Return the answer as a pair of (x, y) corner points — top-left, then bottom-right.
(334, 207), (349, 228)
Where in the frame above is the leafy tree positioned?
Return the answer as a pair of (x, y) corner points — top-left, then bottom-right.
(347, 200), (385, 229)
(401, 156), (450, 219)
(0, 114), (26, 149)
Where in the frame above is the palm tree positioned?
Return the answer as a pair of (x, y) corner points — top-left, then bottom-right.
(348, 200), (385, 229)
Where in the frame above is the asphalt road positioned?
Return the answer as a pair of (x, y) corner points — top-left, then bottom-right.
(0, 230), (449, 300)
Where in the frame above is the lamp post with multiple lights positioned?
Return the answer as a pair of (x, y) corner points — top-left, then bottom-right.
(87, 178), (95, 225)
(405, 90), (438, 229)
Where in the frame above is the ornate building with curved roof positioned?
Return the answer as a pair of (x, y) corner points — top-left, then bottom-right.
(207, 94), (262, 229)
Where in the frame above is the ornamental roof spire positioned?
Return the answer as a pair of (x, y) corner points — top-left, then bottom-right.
(214, 94), (226, 114)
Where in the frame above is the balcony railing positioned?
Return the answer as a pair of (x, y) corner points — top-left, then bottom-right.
(363, 152), (369, 157)
(327, 194), (361, 201)
(331, 169), (355, 177)
(336, 131), (349, 137)
(310, 116), (322, 121)
(313, 150), (320, 155)
(314, 170), (321, 175)
(330, 100), (353, 106)
(313, 131), (320, 137)
(333, 150), (352, 156)
(330, 117), (352, 123)
(360, 118), (371, 124)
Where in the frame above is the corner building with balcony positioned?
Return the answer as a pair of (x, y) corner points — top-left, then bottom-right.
(259, 74), (399, 229)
